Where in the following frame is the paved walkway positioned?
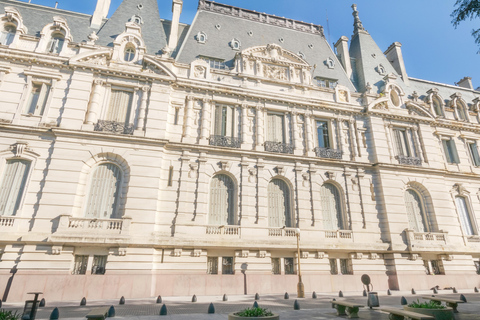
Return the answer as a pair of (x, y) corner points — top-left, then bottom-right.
(3, 290), (480, 319)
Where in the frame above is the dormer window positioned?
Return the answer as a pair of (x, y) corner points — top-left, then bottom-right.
(457, 100), (468, 121)
(196, 32), (207, 44)
(390, 88), (401, 107)
(124, 46), (136, 62)
(48, 33), (65, 54)
(230, 38), (241, 50)
(0, 24), (15, 46)
(315, 77), (338, 89)
(432, 96), (444, 117)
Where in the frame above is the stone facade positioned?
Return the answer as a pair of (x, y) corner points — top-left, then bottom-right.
(0, 0), (479, 302)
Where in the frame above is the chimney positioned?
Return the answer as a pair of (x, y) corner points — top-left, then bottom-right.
(335, 36), (352, 80)
(384, 42), (409, 86)
(168, 0), (183, 52)
(91, 0), (111, 29)
(457, 77), (473, 90)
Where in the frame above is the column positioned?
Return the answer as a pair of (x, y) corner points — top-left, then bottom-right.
(292, 110), (302, 155)
(241, 103), (249, 147)
(305, 113), (314, 156)
(255, 105), (265, 151)
(349, 119), (357, 160)
(183, 95), (195, 143)
(256, 159), (267, 227)
(195, 154), (208, 225)
(412, 126), (423, 162)
(85, 80), (104, 124)
(335, 118), (346, 159)
(136, 86), (150, 131)
(199, 98), (212, 145)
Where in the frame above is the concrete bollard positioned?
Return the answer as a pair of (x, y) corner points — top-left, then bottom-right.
(119, 296), (125, 305)
(433, 288), (438, 294)
(253, 301), (259, 308)
(156, 295), (162, 304)
(255, 293), (260, 300)
(475, 287), (479, 293)
(387, 289), (391, 296)
(411, 288), (416, 295)
(50, 307), (59, 320)
(80, 297), (87, 306)
(339, 291), (343, 297)
(208, 302), (215, 314)
(108, 306), (115, 317)
(223, 294), (228, 301)
(460, 294), (467, 303)
(284, 292), (289, 299)
(159, 304), (167, 316)
(453, 287), (458, 293)
(363, 290), (367, 297)
(401, 296), (408, 305)
(312, 291), (317, 299)
(0, 299), (2, 308)
(331, 298), (336, 309)
(191, 295), (197, 303)
(293, 299), (300, 310)
(39, 298), (46, 307)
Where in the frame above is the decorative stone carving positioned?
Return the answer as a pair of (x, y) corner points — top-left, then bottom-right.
(194, 65), (206, 78)
(51, 246), (62, 255)
(188, 163), (198, 178)
(316, 252), (326, 259)
(369, 253), (379, 260)
(192, 249), (202, 257)
(173, 248), (182, 257)
(11, 142), (29, 157)
(408, 253), (418, 261)
(258, 250), (267, 258)
(301, 251), (309, 259)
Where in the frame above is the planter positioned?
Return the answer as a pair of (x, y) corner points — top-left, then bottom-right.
(228, 313), (280, 320)
(404, 306), (454, 320)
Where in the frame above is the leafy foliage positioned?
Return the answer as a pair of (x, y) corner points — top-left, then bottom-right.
(451, 0), (480, 51)
(235, 307), (274, 317)
(408, 299), (447, 309)
(0, 310), (20, 320)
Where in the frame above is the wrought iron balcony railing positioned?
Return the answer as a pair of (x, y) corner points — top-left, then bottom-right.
(315, 147), (342, 160)
(396, 155), (422, 166)
(209, 135), (241, 148)
(94, 120), (135, 135)
(264, 141), (294, 154)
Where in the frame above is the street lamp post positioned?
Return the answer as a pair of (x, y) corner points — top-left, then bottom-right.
(295, 228), (305, 298)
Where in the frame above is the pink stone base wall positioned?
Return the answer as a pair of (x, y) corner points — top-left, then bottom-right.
(0, 271), (395, 303)
(394, 273), (480, 291)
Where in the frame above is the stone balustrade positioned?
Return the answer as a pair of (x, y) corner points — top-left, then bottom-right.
(0, 216), (15, 228)
(268, 227), (297, 237)
(404, 229), (449, 251)
(324, 229), (353, 240)
(205, 225), (240, 236)
(57, 215), (132, 235)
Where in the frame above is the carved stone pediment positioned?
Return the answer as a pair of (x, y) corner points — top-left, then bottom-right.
(235, 44), (312, 85)
(405, 101), (435, 120)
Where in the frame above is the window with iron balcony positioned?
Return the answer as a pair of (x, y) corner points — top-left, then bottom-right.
(265, 113), (293, 154)
(95, 89), (135, 135)
(392, 127), (421, 166)
(209, 105), (241, 148)
(314, 120), (342, 159)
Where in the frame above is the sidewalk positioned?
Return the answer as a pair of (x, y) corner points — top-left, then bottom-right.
(2, 290), (480, 319)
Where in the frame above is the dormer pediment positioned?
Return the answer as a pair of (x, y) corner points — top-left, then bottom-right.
(235, 44), (312, 85)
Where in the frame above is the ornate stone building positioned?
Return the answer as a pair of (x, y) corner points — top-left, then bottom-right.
(0, 0), (479, 302)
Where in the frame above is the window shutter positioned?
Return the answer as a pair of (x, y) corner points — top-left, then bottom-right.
(214, 106), (222, 136)
(267, 114), (275, 141)
(209, 175), (234, 225)
(268, 180), (290, 227)
(471, 143), (480, 166)
(451, 140), (460, 163)
(36, 84), (49, 115)
(320, 184), (343, 230)
(404, 190), (427, 232)
(107, 91), (133, 124)
(442, 140), (452, 163)
(225, 106), (234, 138)
(0, 160), (30, 216)
(85, 163), (122, 219)
(455, 196), (475, 236)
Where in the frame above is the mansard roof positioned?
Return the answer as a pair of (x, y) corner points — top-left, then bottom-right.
(0, 0), (92, 42)
(96, 0), (168, 54)
(176, 0), (356, 91)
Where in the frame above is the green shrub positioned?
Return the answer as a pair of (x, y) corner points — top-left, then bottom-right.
(235, 307), (274, 317)
(0, 310), (20, 320)
(408, 299), (446, 309)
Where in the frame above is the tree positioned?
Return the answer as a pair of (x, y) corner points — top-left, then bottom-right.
(451, 0), (480, 52)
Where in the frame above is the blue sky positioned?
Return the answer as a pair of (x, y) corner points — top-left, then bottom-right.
(21, 0), (480, 88)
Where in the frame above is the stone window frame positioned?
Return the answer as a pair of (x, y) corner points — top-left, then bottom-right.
(435, 131), (460, 166)
(14, 71), (60, 125)
(0, 6), (28, 48)
(196, 31), (207, 44)
(426, 88), (445, 118)
(229, 38), (241, 51)
(36, 16), (72, 55)
(320, 181), (349, 231)
(450, 183), (479, 237)
(98, 82), (141, 129)
(314, 118), (334, 149)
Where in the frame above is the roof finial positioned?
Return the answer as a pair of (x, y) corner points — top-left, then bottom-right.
(352, 4), (365, 33)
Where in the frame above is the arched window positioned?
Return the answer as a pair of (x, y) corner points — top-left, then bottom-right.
(455, 196), (476, 235)
(124, 46), (136, 62)
(457, 101), (468, 121)
(268, 179), (292, 227)
(404, 189), (429, 232)
(320, 183), (346, 230)
(208, 174), (235, 225)
(84, 163), (122, 219)
(0, 159), (30, 216)
(48, 33), (65, 54)
(0, 24), (16, 46)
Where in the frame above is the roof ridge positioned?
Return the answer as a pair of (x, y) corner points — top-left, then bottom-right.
(198, 0), (324, 37)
